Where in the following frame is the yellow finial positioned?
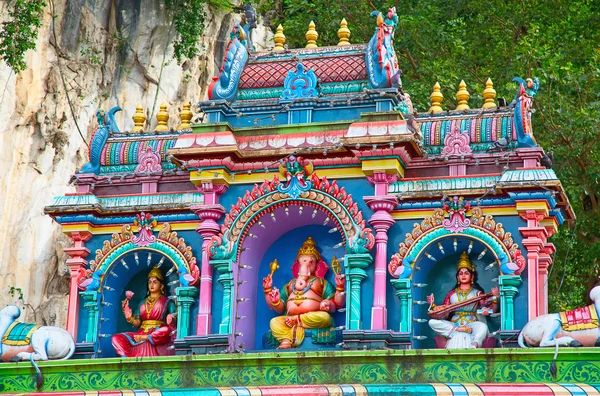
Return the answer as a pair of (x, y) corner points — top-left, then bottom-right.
(155, 103), (169, 131)
(305, 21), (318, 49)
(455, 80), (470, 110)
(482, 78), (497, 109)
(337, 18), (351, 46)
(428, 82), (444, 113)
(273, 24), (286, 52)
(131, 105), (146, 133)
(177, 102), (192, 130)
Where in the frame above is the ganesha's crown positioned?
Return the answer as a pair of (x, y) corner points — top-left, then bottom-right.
(297, 236), (321, 260)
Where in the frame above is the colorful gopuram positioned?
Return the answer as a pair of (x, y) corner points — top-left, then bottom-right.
(5, 8), (600, 396)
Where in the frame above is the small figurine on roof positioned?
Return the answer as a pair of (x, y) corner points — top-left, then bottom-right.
(277, 156), (314, 199)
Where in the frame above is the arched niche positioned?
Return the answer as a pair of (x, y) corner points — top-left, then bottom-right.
(409, 237), (501, 349)
(207, 175), (375, 350)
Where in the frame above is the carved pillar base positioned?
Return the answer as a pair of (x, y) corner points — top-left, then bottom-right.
(80, 291), (100, 344)
(499, 275), (522, 330)
(344, 254), (373, 330)
(176, 287), (199, 339)
(390, 279), (413, 333)
(211, 259), (234, 334)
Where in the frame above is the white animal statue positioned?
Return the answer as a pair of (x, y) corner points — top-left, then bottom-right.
(0, 305), (75, 387)
(519, 284), (600, 348)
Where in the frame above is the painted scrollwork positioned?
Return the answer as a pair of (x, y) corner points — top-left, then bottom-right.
(206, 173), (375, 261)
(389, 206), (526, 278)
(78, 217), (200, 291)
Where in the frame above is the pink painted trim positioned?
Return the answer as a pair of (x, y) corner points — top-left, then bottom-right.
(430, 121), (437, 145)
(470, 118), (477, 143)
(100, 145), (108, 166)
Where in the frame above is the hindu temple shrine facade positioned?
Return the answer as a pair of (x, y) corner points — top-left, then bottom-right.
(3, 9), (593, 396)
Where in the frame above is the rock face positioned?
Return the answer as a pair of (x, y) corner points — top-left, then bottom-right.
(0, 0), (262, 325)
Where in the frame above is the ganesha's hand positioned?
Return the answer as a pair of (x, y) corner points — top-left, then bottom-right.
(269, 287), (280, 304)
(334, 274), (345, 291)
(491, 287), (500, 297)
(320, 300), (332, 312)
(262, 274), (273, 291)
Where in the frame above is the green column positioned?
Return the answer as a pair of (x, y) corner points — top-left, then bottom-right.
(175, 286), (199, 338)
(211, 259), (234, 334)
(390, 279), (413, 333)
(499, 275), (522, 330)
(344, 253), (373, 330)
(80, 291), (99, 343)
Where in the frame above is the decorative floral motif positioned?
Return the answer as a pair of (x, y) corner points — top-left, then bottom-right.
(442, 196), (471, 232)
(440, 125), (472, 157)
(135, 146), (163, 174)
(280, 62), (319, 101)
(206, 173), (374, 260)
(131, 212), (158, 246)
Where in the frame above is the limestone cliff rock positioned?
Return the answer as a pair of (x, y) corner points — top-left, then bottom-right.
(0, 0), (266, 326)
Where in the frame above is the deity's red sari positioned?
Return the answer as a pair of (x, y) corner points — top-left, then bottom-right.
(112, 295), (176, 357)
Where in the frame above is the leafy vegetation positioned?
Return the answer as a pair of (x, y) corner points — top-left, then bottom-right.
(0, 0), (46, 73)
(259, 0), (600, 311)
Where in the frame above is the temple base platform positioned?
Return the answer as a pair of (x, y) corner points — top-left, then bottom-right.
(2, 348), (600, 394)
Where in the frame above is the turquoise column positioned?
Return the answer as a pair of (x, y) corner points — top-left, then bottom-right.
(211, 259), (234, 334)
(499, 275), (522, 330)
(175, 286), (199, 338)
(391, 279), (413, 333)
(80, 291), (99, 343)
(344, 253), (373, 330)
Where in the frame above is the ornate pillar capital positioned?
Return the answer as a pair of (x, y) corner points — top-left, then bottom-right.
(366, 172), (400, 196)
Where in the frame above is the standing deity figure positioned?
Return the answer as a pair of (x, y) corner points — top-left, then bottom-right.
(262, 237), (345, 349)
(427, 252), (499, 349)
(112, 265), (177, 357)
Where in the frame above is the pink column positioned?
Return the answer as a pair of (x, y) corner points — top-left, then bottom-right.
(538, 242), (556, 315)
(519, 209), (548, 320)
(192, 182), (227, 335)
(63, 231), (92, 340)
(364, 171), (398, 330)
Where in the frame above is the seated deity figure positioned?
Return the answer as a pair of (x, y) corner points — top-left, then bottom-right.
(427, 252), (499, 349)
(112, 265), (177, 357)
(262, 236), (345, 349)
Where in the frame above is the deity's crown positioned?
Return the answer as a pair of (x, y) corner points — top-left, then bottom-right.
(297, 236), (321, 260)
(148, 265), (164, 281)
(457, 251), (474, 272)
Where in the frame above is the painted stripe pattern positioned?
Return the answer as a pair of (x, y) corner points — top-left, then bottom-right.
(15, 383), (600, 396)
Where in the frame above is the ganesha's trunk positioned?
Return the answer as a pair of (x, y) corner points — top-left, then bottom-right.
(295, 263), (312, 291)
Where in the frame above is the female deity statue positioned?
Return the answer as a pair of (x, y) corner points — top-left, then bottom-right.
(112, 265), (177, 357)
(262, 236), (345, 349)
(427, 252), (499, 349)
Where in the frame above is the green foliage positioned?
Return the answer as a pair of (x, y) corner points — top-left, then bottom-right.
(165, 0), (232, 64)
(0, 0), (46, 73)
(262, 0), (600, 310)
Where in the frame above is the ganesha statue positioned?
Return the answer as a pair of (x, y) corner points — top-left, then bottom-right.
(262, 236), (345, 349)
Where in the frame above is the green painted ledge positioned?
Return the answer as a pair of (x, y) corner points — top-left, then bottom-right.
(1, 348), (599, 393)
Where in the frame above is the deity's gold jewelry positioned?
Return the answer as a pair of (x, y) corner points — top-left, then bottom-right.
(145, 297), (159, 314)
(264, 288), (272, 293)
(272, 300), (281, 307)
(126, 316), (136, 324)
(336, 287), (344, 292)
(456, 287), (473, 301)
